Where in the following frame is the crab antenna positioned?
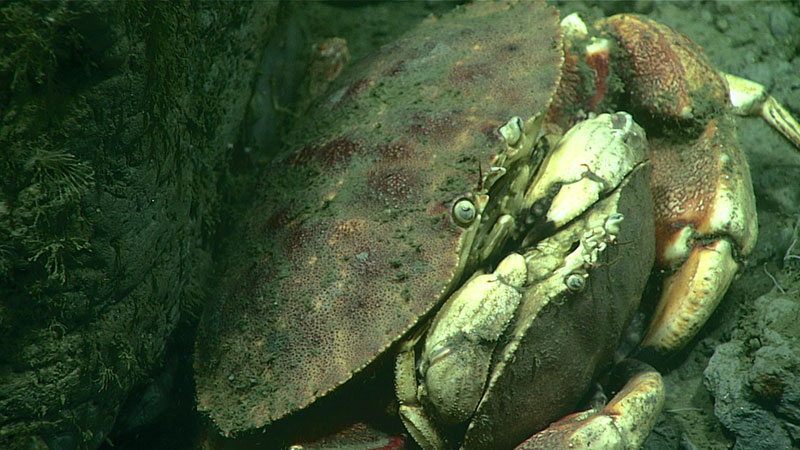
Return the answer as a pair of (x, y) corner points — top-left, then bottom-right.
(477, 159), (484, 191)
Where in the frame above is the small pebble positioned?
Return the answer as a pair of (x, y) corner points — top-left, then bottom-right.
(769, 9), (790, 39)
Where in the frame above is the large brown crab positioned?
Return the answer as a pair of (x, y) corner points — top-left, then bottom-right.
(194, 1), (800, 448)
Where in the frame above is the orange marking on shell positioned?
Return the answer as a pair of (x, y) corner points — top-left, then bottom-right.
(585, 46), (610, 110)
(296, 136), (364, 168)
(546, 50), (585, 131)
(650, 120), (720, 265)
(604, 14), (727, 120)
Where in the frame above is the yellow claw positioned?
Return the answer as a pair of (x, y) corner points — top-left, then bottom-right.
(640, 239), (739, 354)
(517, 360), (665, 450)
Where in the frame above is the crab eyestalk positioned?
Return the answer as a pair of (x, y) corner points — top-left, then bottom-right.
(496, 113), (545, 166)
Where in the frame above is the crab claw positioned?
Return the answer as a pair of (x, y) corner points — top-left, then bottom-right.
(520, 112), (648, 245)
(637, 111), (757, 355)
(600, 14), (729, 123)
(640, 240), (740, 354)
(516, 360), (664, 450)
(600, 14), (800, 151)
(639, 75), (800, 354)
(595, 13), (798, 356)
(636, 71), (800, 355)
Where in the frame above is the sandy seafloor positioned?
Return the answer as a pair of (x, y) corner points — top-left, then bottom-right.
(106, 1), (800, 449)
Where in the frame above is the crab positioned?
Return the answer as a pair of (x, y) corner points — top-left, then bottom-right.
(193, 1), (800, 449)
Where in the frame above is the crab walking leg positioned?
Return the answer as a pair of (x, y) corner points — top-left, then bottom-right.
(396, 331), (447, 450)
(724, 73), (800, 148)
(516, 360), (665, 450)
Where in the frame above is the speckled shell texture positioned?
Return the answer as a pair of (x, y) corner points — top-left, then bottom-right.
(194, 0), (562, 435)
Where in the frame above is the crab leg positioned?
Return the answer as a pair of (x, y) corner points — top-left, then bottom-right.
(516, 360), (665, 450)
(572, 13), (800, 356)
(724, 73), (800, 148)
(395, 326), (447, 450)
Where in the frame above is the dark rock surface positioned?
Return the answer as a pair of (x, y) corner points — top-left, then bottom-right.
(0, 2), (278, 449)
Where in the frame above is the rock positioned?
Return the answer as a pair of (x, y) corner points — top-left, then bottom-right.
(0, 2), (278, 449)
(704, 290), (800, 449)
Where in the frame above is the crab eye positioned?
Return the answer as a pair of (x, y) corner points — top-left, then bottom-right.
(452, 198), (477, 226)
(565, 272), (585, 292)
